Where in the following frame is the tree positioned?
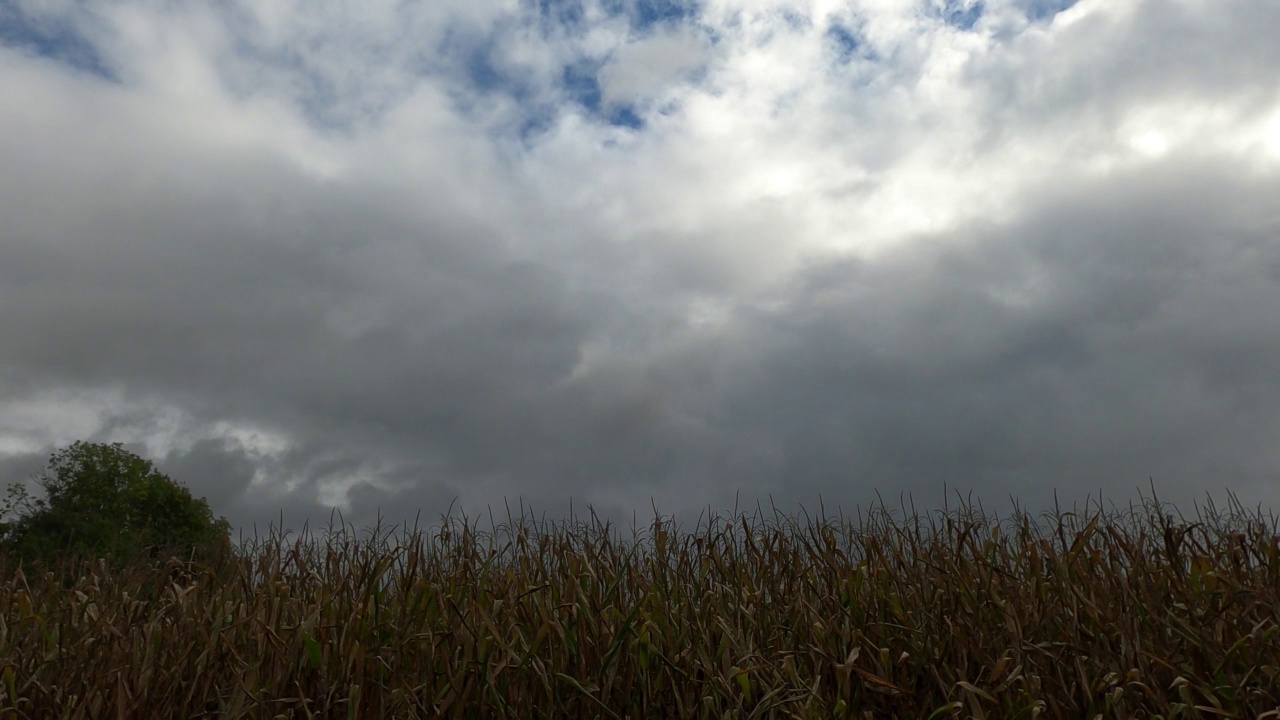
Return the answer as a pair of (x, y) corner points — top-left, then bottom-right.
(0, 441), (232, 568)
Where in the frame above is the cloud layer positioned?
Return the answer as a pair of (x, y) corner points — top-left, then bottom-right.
(2, 0), (1279, 535)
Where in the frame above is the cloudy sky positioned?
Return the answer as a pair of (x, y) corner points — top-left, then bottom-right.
(2, 0), (1279, 537)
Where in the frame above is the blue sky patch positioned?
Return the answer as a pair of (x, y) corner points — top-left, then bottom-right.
(563, 60), (603, 112)
(561, 60), (645, 130)
(826, 23), (861, 64)
(607, 104), (644, 130)
(517, 106), (558, 145)
(528, 0), (586, 32)
(601, 0), (699, 32)
(938, 0), (984, 31)
(1022, 0), (1080, 22)
(453, 31), (534, 103)
(0, 2), (113, 80)
(465, 46), (506, 93)
(779, 9), (813, 33)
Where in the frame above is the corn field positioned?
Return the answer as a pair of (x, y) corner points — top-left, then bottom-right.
(1, 492), (1278, 718)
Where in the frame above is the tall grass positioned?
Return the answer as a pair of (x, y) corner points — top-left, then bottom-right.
(0, 491), (1277, 718)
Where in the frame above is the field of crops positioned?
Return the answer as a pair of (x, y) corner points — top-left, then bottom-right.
(1, 492), (1278, 719)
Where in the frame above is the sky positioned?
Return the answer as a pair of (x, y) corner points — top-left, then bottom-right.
(2, 0), (1279, 539)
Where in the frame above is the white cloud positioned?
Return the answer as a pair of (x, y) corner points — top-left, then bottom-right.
(0, 389), (117, 453)
(2, 0), (1279, 530)
(598, 25), (708, 107)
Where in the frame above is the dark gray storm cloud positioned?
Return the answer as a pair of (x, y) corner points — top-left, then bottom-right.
(714, 159), (1280, 516)
(1, 0), (1278, 536)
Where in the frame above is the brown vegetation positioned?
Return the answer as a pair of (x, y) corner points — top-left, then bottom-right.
(0, 492), (1278, 718)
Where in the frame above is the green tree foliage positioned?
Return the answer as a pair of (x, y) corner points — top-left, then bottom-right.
(0, 441), (232, 568)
